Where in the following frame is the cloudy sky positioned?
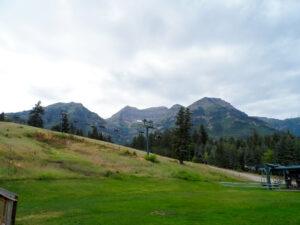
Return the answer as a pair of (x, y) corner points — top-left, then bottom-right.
(0, 0), (300, 119)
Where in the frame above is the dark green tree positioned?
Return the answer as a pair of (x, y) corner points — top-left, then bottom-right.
(98, 131), (104, 141)
(192, 125), (209, 162)
(199, 125), (209, 145)
(51, 124), (61, 132)
(75, 129), (83, 136)
(0, 112), (5, 121)
(69, 123), (76, 134)
(89, 126), (99, 139)
(28, 101), (44, 128)
(61, 113), (69, 133)
(174, 107), (192, 164)
(131, 133), (146, 150)
(215, 139), (227, 167)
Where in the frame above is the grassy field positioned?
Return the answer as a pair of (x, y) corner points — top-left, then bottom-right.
(1, 122), (300, 225)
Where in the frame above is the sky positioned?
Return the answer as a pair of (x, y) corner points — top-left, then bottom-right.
(0, 0), (300, 119)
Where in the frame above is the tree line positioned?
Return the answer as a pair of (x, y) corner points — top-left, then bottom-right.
(131, 106), (300, 169)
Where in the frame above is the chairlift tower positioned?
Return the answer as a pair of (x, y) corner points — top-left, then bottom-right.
(142, 119), (154, 156)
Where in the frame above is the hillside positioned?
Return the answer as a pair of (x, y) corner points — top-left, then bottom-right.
(0, 122), (236, 181)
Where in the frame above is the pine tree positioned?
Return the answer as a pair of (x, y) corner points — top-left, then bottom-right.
(28, 101), (44, 128)
(192, 125), (209, 162)
(89, 126), (99, 139)
(131, 133), (146, 150)
(61, 113), (69, 133)
(106, 135), (112, 143)
(174, 107), (192, 164)
(0, 112), (5, 121)
(98, 132), (103, 141)
(69, 123), (76, 134)
(76, 129), (83, 136)
(199, 125), (208, 145)
(51, 124), (61, 132)
(262, 148), (274, 163)
(215, 140), (226, 167)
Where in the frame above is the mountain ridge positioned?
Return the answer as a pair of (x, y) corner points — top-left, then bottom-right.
(6, 97), (299, 144)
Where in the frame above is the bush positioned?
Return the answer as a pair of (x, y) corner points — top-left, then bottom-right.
(120, 150), (137, 157)
(103, 170), (114, 177)
(171, 170), (202, 181)
(144, 154), (159, 163)
(192, 156), (201, 163)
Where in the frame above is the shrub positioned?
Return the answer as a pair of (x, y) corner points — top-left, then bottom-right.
(144, 154), (159, 163)
(192, 156), (199, 163)
(171, 170), (202, 181)
(104, 170), (114, 177)
(120, 150), (137, 157)
(38, 173), (56, 180)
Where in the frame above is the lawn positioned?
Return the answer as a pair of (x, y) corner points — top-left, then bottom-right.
(2, 176), (300, 225)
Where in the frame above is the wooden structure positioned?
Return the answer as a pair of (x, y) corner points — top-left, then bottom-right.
(0, 188), (18, 225)
(262, 164), (300, 189)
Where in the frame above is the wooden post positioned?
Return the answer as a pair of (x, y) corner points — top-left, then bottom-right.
(0, 188), (18, 225)
(266, 167), (272, 189)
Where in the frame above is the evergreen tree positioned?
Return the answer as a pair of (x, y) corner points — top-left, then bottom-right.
(51, 124), (61, 132)
(106, 135), (112, 143)
(98, 132), (104, 141)
(262, 148), (274, 163)
(0, 112), (5, 121)
(215, 140), (226, 167)
(69, 123), (76, 134)
(75, 129), (83, 136)
(28, 101), (44, 128)
(174, 107), (192, 164)
(192, 125), (209, 162)
(131, 133), (146, 150)
(89, 126), (99, 139)
(199, 125), (209, 145)
(61, 113), (69, 133)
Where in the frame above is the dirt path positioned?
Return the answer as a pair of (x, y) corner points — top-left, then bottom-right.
(208, 165), (261, 182)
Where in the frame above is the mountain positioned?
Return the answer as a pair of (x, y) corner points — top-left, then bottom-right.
(256, 117), (300, 136)
(107, 106), (169, 143)
(108, 106), (169, 124)
(7, 98), (289, 144)
(106, 97), (276, 143)
(7, 102), (107, 136)
(187, 97), (275, 137)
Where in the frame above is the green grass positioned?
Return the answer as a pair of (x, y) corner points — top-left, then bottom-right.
(1, 122), (300, 225)
(2, 177), (300, 225)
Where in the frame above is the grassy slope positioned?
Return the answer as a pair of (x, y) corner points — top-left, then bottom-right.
(1, 122), (300, 225)
(0, 122), (237, 182)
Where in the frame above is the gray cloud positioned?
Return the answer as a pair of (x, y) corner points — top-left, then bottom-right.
(0, 0), (300, 119)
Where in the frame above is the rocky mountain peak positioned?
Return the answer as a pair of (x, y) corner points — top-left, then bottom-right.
(188, 97), (235, 111)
